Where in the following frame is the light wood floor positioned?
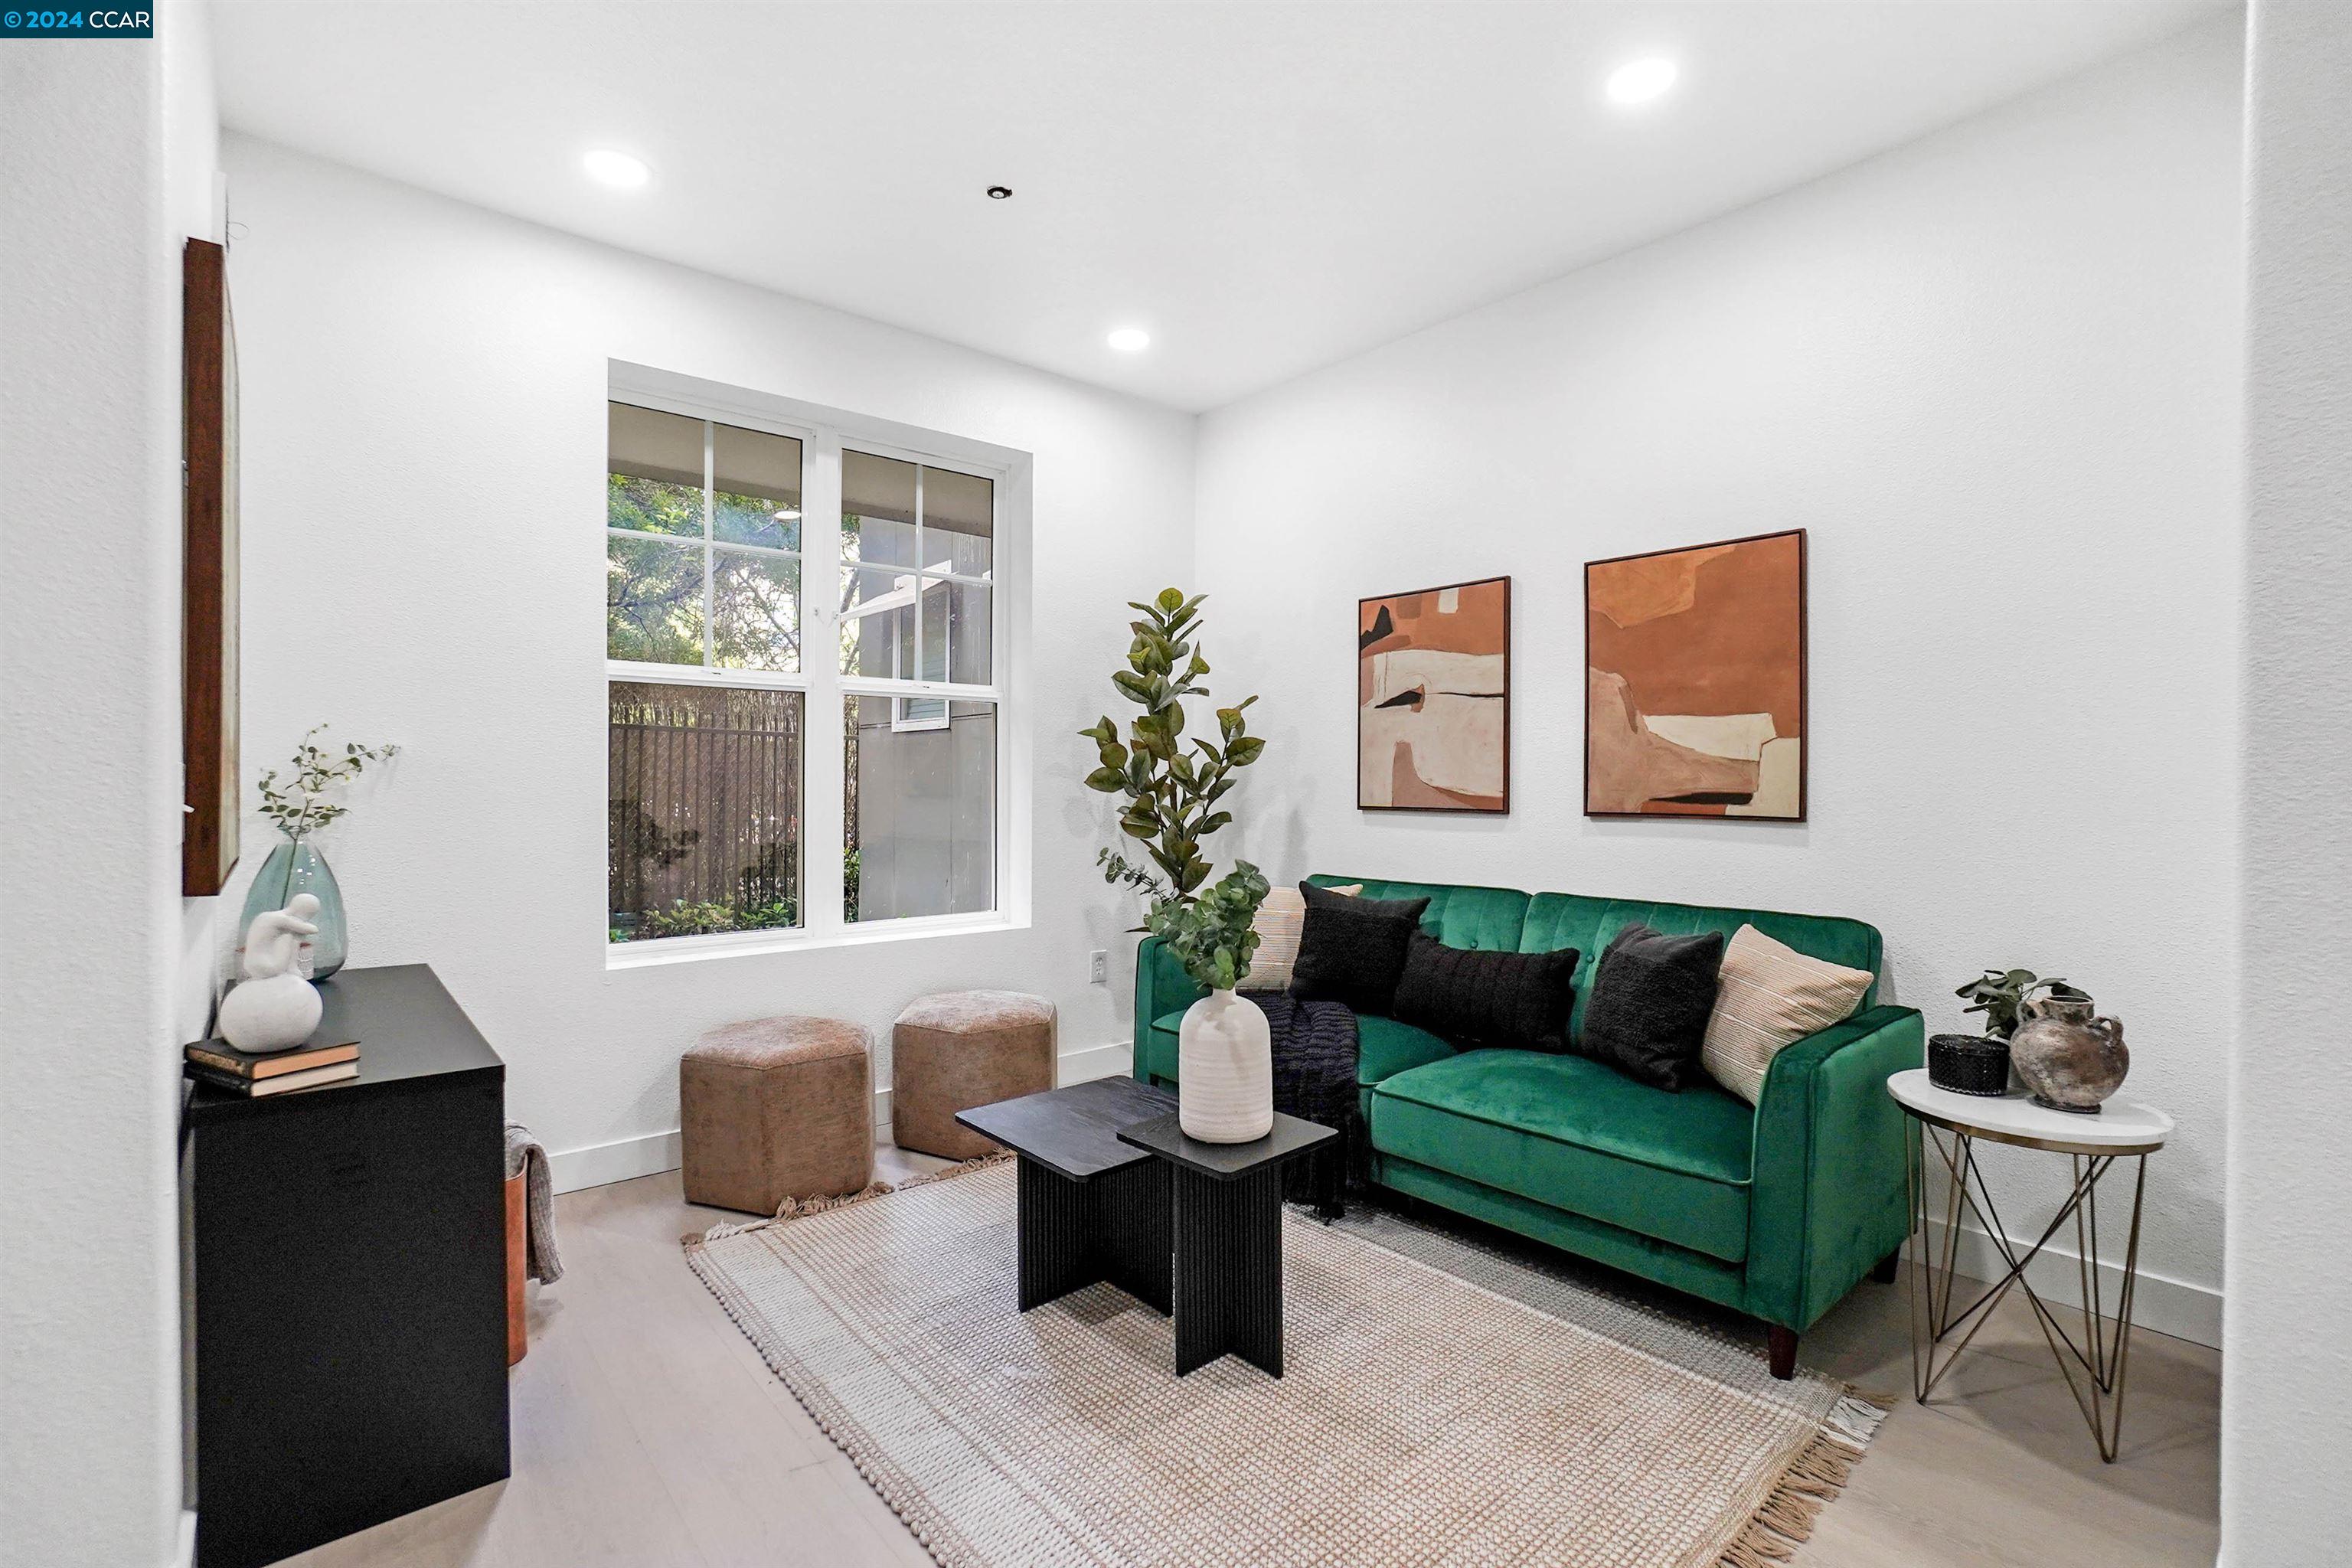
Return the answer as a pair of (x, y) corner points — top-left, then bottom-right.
(283, 1140), (2218, 1568)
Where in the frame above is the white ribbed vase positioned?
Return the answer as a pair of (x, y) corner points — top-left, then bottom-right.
(1177, 988), (1273, 1143)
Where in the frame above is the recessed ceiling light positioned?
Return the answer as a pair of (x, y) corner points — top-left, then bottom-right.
(583, 149), (651, 188)
(1606, 57), (1677, 106)
(1107, 328), (1151, 352)
(986, 185), (1013, 200)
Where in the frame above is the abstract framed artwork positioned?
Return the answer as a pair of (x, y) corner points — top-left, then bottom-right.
(1357, 576), (1510, 813)
(182, 237), (241, 895)
(1585, 530), (1805, 821)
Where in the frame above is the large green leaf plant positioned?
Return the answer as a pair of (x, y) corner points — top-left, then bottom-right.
(1080, 588), (1270, 991)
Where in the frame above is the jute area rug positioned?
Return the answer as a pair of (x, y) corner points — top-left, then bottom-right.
(685, 1159), (1883, 1568)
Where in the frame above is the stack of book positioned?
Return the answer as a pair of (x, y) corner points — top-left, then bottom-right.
(185, 1037), (361, 1097)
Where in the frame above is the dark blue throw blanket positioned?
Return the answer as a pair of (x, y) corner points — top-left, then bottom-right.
(1244, 991), (1367, 1220)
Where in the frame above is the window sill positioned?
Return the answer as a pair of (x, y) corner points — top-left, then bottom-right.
(604, 911), (1024, 971)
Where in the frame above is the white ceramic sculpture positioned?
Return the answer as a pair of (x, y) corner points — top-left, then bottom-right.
(217, 893), (325, 1053)
(1177, 988), (1273, 1143)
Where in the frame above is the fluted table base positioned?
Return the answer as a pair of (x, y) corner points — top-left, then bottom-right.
(1172, 1164), (1286, 1376)
(1016, 1154), (1171, 1314)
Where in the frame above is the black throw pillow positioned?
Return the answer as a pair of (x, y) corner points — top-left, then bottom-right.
(1289, 883), (1429, 1015)
(1575, 923), (1726, 1091)
(1392, 933), (1581, 1054)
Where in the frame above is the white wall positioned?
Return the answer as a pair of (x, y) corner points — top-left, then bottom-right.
(217, 135), (1192, 1187)
(1195, 19), (2244, 1343)
(2221, 2), (2352, 1561)
(0, 5), (220, 1566)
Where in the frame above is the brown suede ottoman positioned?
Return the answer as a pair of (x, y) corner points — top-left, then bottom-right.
(681, 1016), (874, 1215)
(890, 991), (1057, 1161)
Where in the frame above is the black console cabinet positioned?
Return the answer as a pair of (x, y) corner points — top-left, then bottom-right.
(186, 964), (509, 1568)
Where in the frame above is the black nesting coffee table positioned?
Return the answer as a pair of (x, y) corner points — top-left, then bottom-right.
(955, 1076), (1175, 1315)
(1118, 1109), (1338, 1378)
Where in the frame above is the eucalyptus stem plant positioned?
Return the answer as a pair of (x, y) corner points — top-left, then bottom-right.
(257, 724), (400, 845)
(1146, 862), (1269, 993)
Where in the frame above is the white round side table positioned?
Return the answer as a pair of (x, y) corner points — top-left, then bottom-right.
(1886, 1068), (2174, 1463)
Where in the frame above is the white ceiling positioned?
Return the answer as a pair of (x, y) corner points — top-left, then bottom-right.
(211, 1), (2224, 411)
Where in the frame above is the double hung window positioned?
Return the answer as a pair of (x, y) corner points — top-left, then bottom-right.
(606, 387), (1005, 949)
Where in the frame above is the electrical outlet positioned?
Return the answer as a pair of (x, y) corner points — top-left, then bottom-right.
(1089, 949), (1107, 985)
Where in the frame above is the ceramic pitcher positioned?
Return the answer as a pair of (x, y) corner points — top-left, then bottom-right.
(2011, 993), (2128, 1113)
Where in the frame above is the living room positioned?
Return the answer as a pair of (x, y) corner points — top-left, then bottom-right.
(2, 2), (2344, 1566)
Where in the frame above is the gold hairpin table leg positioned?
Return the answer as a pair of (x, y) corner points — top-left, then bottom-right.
(1906, 1121), (2149, 1463)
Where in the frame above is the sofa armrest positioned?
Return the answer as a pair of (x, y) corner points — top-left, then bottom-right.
(1132, 936), (1208, 1085)
(1741, 1004), (1923, 1331)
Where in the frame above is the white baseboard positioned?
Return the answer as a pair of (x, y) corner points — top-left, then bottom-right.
(548, 1129), (683, 1194)
(550, 1041), (1135, 1195)
(1914, 1217), (2221, 1349)
(1055, 1039), (1134, 1085)
(172, 1509), (196, 1568)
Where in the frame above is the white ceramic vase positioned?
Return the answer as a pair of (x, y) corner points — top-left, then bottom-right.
(1177, 988), (1273, 1143)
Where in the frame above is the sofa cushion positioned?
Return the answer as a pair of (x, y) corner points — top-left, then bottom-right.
(1291, 884), (1428, 1014)
(1240, 884), (1361, 991)
(1393, 933), (1579, 1054)
(1355, 1014), (1457, 1086)
(1700, 924), (1875, 1104)
(1369, 1049), (1756, 1263)
(1521, 893), (1883, 1046)
(1151, 1008), (1451, 1090)
(1140, 1008), (1183, 1084)
(1574, 923), (1726, 1091)
(1305, 875), (1529, 953)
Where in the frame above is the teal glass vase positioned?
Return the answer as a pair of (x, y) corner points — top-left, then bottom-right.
(238, 838), (349, 980)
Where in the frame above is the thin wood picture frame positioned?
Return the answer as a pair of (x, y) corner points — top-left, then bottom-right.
(183, 237), (240, 896)
(1357, 574), (1511, 814)
(1583, 528), (1807, 822)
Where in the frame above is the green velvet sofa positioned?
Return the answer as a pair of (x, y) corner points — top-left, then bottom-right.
(1133, 874), (1922, 1377)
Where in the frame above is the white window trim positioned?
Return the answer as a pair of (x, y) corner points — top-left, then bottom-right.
(604, 363), (1031, 965)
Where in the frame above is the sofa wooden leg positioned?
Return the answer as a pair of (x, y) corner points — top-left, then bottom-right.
(1766, 1325), (1798, 1380)
(1871, 1250), (1900, 1285)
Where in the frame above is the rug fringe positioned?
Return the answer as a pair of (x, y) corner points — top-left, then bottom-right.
(896, 1149), (1014, 1189)
(1824, 1391), (1891, 1448)
(1714, 1411), (1883, 1568)
(684, 1150), (1013, 1246)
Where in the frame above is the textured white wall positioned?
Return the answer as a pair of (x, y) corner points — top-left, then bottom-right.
(2222, 2), (2352, 1561)
(0, 5), (219, 1565)
(1195, 21), (2244, 1341)
(217, 135), (1194, 1183)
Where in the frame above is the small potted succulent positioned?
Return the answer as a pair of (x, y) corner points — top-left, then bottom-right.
(1932, 968), (2089, 1097)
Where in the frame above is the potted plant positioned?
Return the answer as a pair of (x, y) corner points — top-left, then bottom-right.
(1955, 968), (2087, 1040)
(240, 725), (399, 980)
(1962, 970), (2130, 1114)
(1932, 968), (2089, 1098)
(1146, 863), (1274, 1139)
(1080, 588), (1272, 1141)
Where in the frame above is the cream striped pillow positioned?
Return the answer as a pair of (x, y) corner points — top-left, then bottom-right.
(1240, 884), (1361, 991)
(1700, 925), (1874, 1104)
